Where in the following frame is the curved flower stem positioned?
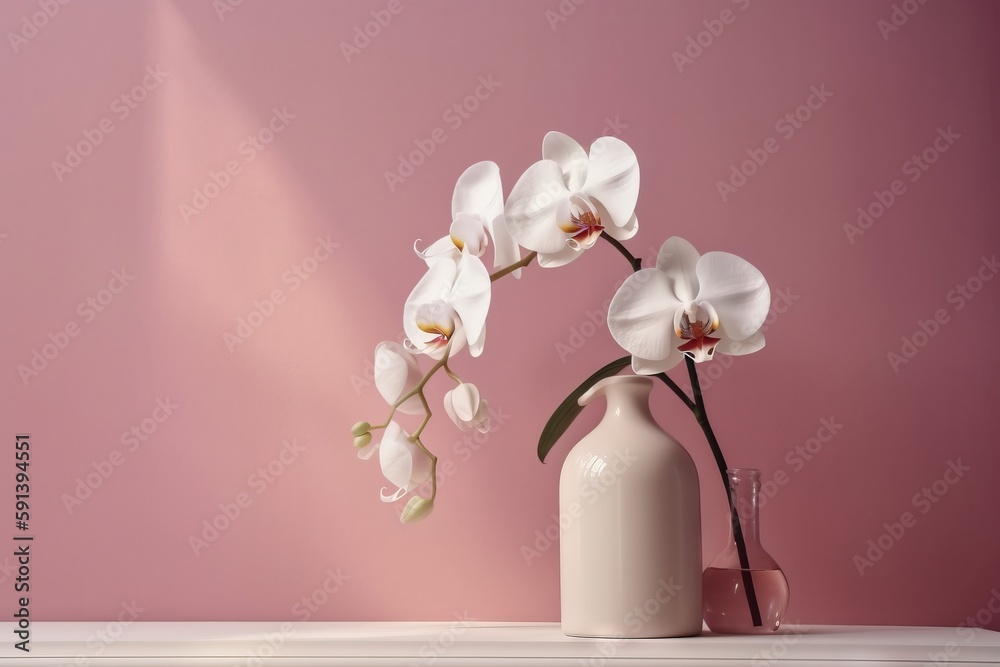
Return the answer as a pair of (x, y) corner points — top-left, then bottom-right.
(598, 231), (762, 628)
(600, 231), (642, 271)
(442, 358), (463, 385)
(490, 251), (538, 282)
(654, 373), (696, 412)
(685, 356), (763, 628)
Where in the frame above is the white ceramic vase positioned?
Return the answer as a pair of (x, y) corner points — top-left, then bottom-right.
(559, 375), (702, 638)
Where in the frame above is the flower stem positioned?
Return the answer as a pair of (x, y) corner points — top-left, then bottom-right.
(490, 251), (538, 282)
(598, 232), (762, 628)
(685, 356), (763, 628)
(654, 373), (696, 412)
(600, 231), (642, 271)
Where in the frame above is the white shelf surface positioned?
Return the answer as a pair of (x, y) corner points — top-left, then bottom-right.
(1, 622), (999, 665)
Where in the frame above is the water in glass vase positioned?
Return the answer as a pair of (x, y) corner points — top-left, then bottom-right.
(703, 567), (789, 633)
(702, 468), (790, 634)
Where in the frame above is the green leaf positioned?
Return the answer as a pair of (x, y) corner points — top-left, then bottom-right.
(537, 356), (632, 463)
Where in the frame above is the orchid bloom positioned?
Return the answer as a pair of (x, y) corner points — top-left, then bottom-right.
(443, 382), (491, 433)
(608, 237), (770, 374)
(373, 341), (423, 414)
(403, 250), (491, 358)
(503, 132), (639, 268)
(415, 161), (521, 275)
(357, 421), (432, 503)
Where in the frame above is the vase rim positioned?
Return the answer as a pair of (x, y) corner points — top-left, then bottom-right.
(727, 467), (762, 477)
(577, 374), (653, 407)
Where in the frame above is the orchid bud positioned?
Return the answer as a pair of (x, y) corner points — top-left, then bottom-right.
(351, 421), (371, 437)
(353, 433), (372, 449)
(400, 496), (434, 524)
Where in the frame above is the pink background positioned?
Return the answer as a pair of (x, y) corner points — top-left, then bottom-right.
(2, 0), (999, 630)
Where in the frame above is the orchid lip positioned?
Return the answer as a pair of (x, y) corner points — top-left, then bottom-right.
(674, 301), (722, 362)
(559, 195), (603, 251)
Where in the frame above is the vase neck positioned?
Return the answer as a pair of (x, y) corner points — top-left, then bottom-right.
(730, 468), (762, 544)
(579, 375), (655, 423)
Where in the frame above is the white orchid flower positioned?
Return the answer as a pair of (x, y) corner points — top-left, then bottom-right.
(503, 131), (640, 268)
(608, 237), (770, 374)
(357, 421), (432, 503)
(415, 162), (521, 276)
(443, 382), (491, 433)
(373, 341), (423, 414)
(403, 250), (491, 358)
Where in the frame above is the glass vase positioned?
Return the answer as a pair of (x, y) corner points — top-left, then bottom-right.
(703, 468), (789, 634)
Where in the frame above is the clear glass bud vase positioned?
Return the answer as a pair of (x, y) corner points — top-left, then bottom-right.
(703, 468), (789, 634)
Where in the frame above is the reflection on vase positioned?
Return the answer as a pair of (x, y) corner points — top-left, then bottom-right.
(703, 468), (789, 634)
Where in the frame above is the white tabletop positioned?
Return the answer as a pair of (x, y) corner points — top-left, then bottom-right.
(2, 622), (999, 665)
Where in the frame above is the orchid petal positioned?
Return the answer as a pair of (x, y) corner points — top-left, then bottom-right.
(601, 210), (639, 242)
(696, 252), (770, 341)
(452, 161), (520, 275)
(608, 269), (685, 361)
(452, 161), (504, 224)
(473, 399), (491, 433)
(373, 341), (423, 415)
(536, 245), (586, 268)
(414, 236), (460, 266)
(450, 213), (488, 257)
(542, 131), (588, 192)
(631, 348), (685, 375)
(403, 260), (460, 356)
(443, 389), (461, 430)
(452, 383), (481, 422)
(581, 136), (639, 228)
(377, 421), (431, 502)
(504, 160), (571, 254)
(486, 214), (522, 277)
(656, 237), (701, 302)
(450, 252), (492, 357)
(716, 329), (766, 356)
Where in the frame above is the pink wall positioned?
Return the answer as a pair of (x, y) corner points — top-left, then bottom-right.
(2, 0), (998, 632)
